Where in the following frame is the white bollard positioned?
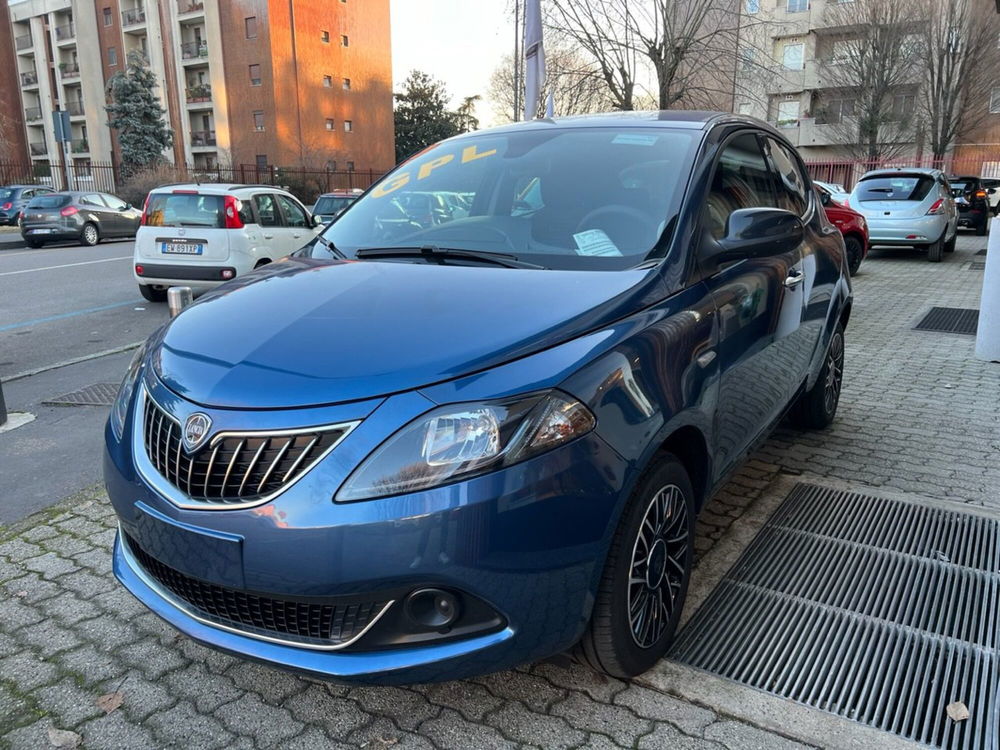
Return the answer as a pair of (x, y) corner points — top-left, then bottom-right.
(975, 216), (1000, 362)
(167, 287), (193, 319)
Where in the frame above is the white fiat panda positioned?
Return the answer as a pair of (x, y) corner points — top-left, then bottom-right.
(133, 184), (322, 301)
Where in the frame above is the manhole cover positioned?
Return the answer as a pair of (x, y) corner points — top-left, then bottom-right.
(671, 483), (999, 750)
(914, 307), (979, 335)
(976, 249), (988, 256)
(43, 383), (119, 407)
(970, 261), (987, 271)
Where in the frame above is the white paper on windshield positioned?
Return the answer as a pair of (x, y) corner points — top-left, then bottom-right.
(573, 229), (623, 257)
(612, 133), (658, 147)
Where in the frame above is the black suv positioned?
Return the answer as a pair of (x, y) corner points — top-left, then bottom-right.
(948, 175), (993, 235)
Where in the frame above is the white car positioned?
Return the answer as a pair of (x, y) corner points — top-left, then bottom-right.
(133, 184), (322, 301)
(813, 180), (850, 206)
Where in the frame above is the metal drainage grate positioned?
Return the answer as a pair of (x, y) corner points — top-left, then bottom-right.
(42, 383), (119, 407)
(671, 483), (1000, 750)
(976, 249), (988, 256)
(914, 307), (980, 335)
(970, 261), (987, 271)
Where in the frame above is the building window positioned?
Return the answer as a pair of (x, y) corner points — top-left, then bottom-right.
(782, 43), (804, 70)
(890, 93), (915, 121)
(745, 0), (760, 12)
(776, 100), (800, 127)
(326, 118), (335, 130)
(823, 98), (856, 124)
(326, 160), (337, 170)
(739, 47), (755, 73)
(108, 47), (118, 66)
(321, 30), (330, 43)
(256, 154), (267, 170)
(737, 102), (753, 115)
(323, 75), (332, 87)
(346, 161), (355, 171)
(249, 64), (261, 86)
(103, 7), (112, 26)
(245, 17), (257, 39)
(344, 120), (353, 132)
(343, 78), (351, 90)
(787, 0), (808, 11)
(341, 35), (349, 47)
(253, 110), (264, 131)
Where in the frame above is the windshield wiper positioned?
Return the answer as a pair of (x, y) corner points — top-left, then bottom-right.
(354, 245), (543, 269)
(315, 234), (347, 259)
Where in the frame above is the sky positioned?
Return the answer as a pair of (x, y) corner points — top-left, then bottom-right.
(390, 0), (514, 126)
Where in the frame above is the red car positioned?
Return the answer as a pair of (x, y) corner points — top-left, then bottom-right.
(815, 183), (868, 276)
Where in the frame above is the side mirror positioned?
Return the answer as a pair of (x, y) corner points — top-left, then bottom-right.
(312, 214), (323, 228)
(710, 208), (804, 264)
(819, 191), (831, 207)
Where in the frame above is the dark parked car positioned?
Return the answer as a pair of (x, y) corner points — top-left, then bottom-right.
(0, 184), (55, 225)
(312, 190), (362, 224)
(948, 175), (993, 235)
(20, 191), (142, 247)
(105, 112), (852, 684)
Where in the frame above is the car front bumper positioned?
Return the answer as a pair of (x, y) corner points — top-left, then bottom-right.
(863, 214), (947, 245)
(105, 380), (628, 684)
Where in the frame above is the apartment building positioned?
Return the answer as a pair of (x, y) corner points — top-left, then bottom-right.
(5, 0), (394, 174)
(733, 0), (919, 161)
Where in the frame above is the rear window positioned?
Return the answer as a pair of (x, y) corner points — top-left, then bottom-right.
(949, 182), (968, 197)
(855, 175), (934, 202)
(314, 196), (353, 215)
(145, 193), (225, 227)
(0, 189), (15, 202)
(28, 194), (70, 209)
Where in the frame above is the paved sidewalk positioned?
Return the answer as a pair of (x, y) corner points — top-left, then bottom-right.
(1, 234), (996, 749)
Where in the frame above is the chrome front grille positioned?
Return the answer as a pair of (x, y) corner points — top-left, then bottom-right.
(142, 393), (353, 507)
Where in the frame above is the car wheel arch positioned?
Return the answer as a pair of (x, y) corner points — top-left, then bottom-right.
(657, 425), (711, 511)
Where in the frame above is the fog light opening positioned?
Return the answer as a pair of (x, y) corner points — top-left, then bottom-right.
(404, 588), (461, 631)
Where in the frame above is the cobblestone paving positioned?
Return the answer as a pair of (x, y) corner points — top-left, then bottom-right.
(1, 234), (995, 749)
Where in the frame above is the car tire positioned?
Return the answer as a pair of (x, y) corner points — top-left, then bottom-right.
(789, 322), (845, 430)
(577, 453), (695, 679)
(926, 234), (943, 262)
(80, 223), (99, 247)
(844, 235), (864, 276)
(138, 284), (168, 303)
(976, 219), (988, 237)
(24, 240), (42, 249)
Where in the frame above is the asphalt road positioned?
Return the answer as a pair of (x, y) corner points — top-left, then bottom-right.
(0, 238), (170, 522)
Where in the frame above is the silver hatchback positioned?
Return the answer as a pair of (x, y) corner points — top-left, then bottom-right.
(847, 168), (957, 262)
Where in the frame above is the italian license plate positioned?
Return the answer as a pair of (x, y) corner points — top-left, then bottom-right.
(161, 241), (203, 255)
(30, 228), (51, 234)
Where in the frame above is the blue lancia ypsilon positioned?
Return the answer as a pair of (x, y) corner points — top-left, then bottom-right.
(106, 112), (852, 683)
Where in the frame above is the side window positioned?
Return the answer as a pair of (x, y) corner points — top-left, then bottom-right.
(82, 194), (104, 207)
(21, 190), (34, 199)
(703, 133), (781, 241)
(276, 194), (308, 227)
(254, 194), (280, 226)
(764, 138), (810, 215)
(102, 193), (127, 210)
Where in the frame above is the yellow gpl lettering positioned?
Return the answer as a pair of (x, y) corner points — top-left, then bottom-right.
(372, 172), (410, 198)
(462, 144), (497, 163)
(417, 154), (455, 180)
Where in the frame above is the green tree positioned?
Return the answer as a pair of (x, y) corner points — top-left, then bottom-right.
(106, 51), (172, 174)
(393, 70), (461, 163)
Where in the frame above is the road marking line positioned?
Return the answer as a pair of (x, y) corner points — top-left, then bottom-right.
(0, 255), (132, 277)
(4, 341), (144, 382)
(0, 299), (144, 333)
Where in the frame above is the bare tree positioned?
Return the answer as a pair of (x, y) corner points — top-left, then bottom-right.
(546, 0), (640, 110)
(820, 0), (923, 162)
(488, 47), (615, 123)
(919, 0), (1000, 162)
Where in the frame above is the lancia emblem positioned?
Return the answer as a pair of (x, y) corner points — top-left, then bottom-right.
(183, 413), (212, 452)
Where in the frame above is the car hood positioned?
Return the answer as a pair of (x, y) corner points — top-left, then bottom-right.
(153, 257), (654, 408)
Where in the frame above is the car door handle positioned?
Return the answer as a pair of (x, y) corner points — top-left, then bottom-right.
(263, 233), (274, 239)
(784, 270), (805, 288)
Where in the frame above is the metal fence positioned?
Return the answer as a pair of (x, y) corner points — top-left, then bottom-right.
(0, 161), (389, 204)
(803, 157), (1000, 192)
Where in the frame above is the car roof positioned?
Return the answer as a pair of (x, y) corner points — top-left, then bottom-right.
(317, 191), (360, 197)
(860, 167), (945, 178)
(151, 183), (295, 195)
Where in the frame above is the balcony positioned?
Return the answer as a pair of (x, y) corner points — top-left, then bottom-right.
(59, 62), (81, 80)
(66, 101), (85, 116)
(15, 34), (32, 51)
(20, 71), (38, 87)
(55, 23), (75, 42)
(24, 107), (43, 123)
(121, 7), (146, 27)
(178, 0), (205, 15)
(190, 130), (216, 147)
(180, 40), (208, 60)
(70, 138), (89, 154)
(29, 142), (47, 156)
(766, 60), (824, 95)
(186, 84), (212, 103)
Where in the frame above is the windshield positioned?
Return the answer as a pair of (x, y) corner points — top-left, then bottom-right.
(145, 193), (226, 227)
(855, 175), (934, 202)
(29, 194), (70, 209)
(317, 127), (700, 270)
(314, 196), (354, 215)
(949, 182), (969, 197)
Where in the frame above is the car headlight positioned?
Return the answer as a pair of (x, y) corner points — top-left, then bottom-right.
(335, 391), (596, 502)
(110, 343), (147, 440)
